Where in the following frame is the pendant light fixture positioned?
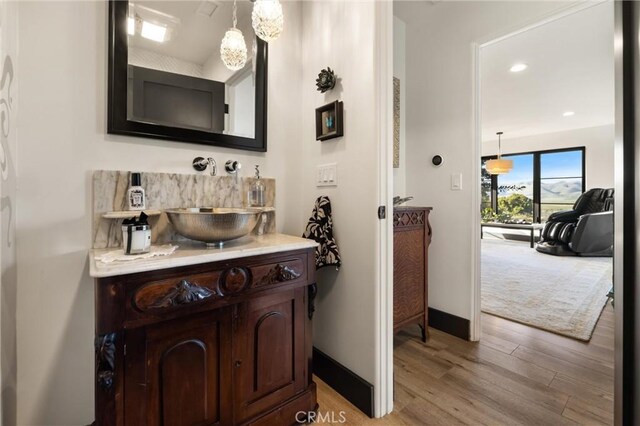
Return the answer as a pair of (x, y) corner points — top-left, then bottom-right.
(251, 0), (284, 42)
(486, 131), (513, 175)
(220, 0), (248, 71)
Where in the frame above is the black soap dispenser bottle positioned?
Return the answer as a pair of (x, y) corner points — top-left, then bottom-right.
(127, 172), (146, 211)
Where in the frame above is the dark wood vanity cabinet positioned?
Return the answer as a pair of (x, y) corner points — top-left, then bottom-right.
(393, 207), (432, 341)
(124, 309), (233, 425)
(233, 288), (307, 423)
(94, 248), (317, 426)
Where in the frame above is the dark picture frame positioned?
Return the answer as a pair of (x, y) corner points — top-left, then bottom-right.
(315, 101), (344, 141)
(107, 1), (268, 152)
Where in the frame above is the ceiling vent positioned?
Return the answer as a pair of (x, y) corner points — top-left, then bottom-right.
(197, 0), (220, 18)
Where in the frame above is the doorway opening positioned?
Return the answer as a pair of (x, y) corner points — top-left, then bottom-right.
(475, 2), (615, 424)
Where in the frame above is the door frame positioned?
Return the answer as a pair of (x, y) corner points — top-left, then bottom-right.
(374, 0), (394, 418)
(614, 2), (639, 423)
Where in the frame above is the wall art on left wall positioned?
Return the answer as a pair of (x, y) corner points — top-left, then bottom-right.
(315, 101), (344, 141)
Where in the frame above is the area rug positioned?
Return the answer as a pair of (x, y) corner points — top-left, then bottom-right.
(481, 239), (612, 341)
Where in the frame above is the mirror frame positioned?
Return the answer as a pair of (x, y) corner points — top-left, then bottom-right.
(107, 0), (268, 152)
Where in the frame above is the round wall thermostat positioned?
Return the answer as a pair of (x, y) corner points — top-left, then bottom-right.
(432, 155), (443, 166)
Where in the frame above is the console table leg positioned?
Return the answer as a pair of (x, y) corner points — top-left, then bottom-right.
(419, 324), (427, 342)
(530, 228), (534, 248)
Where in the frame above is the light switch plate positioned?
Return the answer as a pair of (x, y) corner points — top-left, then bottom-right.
(316, 163), (337, 187)
(451, 173), (462, 190)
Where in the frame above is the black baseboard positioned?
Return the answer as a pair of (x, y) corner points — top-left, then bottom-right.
(312, 347), (374, 418)
(428, 307), (470, 340)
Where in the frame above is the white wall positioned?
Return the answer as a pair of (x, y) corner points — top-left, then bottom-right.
(15, 1), (303, 424)
(300, 0), (381, 395)
(393, 16), (406, 196)
(16, 1), (387, 423)
(482, 125), (614, 190)
(394, 1), (572, 320)
(0, 0), (18, 423)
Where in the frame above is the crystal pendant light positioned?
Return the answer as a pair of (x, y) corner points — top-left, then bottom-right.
(486, 132), (514, 175)
(220, 0), (247, 71)
(251, 0), (283, 42)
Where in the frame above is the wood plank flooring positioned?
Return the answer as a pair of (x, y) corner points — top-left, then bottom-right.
(316, 303), (614, 425)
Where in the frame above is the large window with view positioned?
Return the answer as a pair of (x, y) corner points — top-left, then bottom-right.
(481, 147), (585, 224)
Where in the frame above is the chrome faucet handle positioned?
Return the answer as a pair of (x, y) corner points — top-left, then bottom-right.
(225, 160), (242, 174)
(193, 157), (217, 176)
(209, 158), (217, 176)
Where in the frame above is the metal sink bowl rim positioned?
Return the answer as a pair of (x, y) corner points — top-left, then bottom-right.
(165, 207), (263, 247)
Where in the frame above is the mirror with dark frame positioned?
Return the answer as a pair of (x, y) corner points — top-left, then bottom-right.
(108, 0), (267, 152)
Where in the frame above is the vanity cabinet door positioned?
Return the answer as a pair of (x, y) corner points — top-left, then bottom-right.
(124, 309), (233, 426)
(233, 287), (307, 423)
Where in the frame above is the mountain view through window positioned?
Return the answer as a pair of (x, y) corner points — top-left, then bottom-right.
(482, 148), (584, 223)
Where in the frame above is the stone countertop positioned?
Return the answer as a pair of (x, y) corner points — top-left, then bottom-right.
(89, 233), (318, 278)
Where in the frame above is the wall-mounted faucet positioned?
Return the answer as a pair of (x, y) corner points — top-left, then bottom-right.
(193, 157), (217, 176)
(225, 160), (242, 174)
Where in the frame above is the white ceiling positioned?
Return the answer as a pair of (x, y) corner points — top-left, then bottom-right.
(129, 1), (253, 66)
(481, 2), (614, 143)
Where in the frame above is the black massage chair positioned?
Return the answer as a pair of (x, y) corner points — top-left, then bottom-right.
(536, 188), (614, 257)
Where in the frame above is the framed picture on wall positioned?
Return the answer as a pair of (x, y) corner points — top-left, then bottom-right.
(315, 101), (344, 141)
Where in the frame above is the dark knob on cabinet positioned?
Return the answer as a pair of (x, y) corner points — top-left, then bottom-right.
(221, 267), (250, 294)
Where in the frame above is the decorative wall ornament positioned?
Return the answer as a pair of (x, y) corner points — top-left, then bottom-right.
(393, 77), (400, 168)
(256, 263), (301, 287)
(95, 333), (117, 392)
(315, 101), (343, 141)
(315, 67), (336, 93)
(150, 280), (215, 309)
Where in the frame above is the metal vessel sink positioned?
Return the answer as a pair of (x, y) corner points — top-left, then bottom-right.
(165, 207), (262, 247)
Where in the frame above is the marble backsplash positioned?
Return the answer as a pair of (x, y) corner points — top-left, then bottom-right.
(93, 170), (276, 249)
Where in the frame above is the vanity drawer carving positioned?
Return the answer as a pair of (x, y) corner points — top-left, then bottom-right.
(133, 273), (223, 312)
(124, 255), (308, 324)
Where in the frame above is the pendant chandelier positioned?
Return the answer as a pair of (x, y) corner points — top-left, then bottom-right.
(486, 131), (513, 175)
(252, 0), (284, 42)
(220, 0), (248, 71)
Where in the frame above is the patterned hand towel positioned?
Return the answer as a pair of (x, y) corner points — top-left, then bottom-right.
(302, 196), (342, 270)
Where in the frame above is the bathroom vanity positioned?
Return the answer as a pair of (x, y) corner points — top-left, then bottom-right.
(90, 234), (318, 425)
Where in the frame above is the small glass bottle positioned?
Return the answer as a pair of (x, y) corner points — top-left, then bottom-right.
(249, 165), (265, 207)
(127, 172), (146, 211)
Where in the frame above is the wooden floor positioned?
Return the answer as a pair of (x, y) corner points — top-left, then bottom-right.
(316, 303), (614, 425)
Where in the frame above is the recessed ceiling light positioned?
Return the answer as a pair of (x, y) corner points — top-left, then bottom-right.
(510, 63), (528, 73)
(141, 21), (167, 42)
(563, 111), (575, 117)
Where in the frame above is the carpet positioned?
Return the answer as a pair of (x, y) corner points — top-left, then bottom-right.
(481, 238), (612, 341)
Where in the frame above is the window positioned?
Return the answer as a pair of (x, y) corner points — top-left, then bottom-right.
(540, 150), (585, 221)
(481, 147), (585, 223)
(497, 154), (534, 223)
